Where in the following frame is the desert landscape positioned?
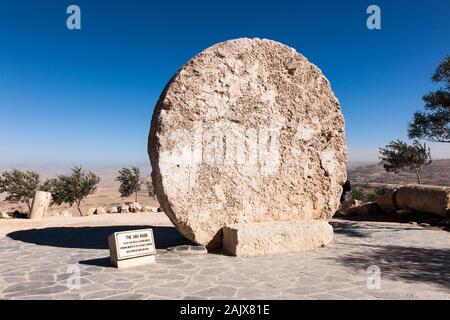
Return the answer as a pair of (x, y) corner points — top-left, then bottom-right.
(0, 164), (154, 215)
(2, 159), (449, 216)
(348, 159), (450, 187)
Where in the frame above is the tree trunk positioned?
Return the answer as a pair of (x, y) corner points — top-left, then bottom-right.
(416, 170), (422, 185)
(135, 192), (138, 203)
(26, 200), (32, 215)
(77, 202), (83, 217)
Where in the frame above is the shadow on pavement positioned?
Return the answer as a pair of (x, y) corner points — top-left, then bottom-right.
(79, 257), (111, 267)
(331, 221), (370, 238)
(336, 244), (450, 289)
(7, 225), (191, 250)
(331, 220), (423, 238)
(336, 211), (449, 232)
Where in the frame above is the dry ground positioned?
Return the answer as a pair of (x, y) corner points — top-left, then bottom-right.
(1, 159), (448, 215)
(0, 188), (159, 217)
(348, 159), (450, 187)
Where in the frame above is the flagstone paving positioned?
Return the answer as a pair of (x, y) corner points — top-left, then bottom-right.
(0, 218), (449, 300)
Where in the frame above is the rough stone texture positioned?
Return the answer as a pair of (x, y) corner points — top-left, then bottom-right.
(339, 202), (380, 217)
(95, 207), (106, 215)
(107, 207), (119, 214)
(29, 191), (52, 220)
(83, 208), (96, 217)
(128, 202), (142, 213)
(0, 212), (11, 219)
(339, 199), (362, 215)
(396, 185), (450, 217)
(119, 205), (129, 213)
(223, 221), (333, 257)
(148, 38), (347, 248)
(376, 184), (399, 212)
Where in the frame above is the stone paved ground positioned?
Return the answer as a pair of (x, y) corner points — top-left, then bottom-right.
(0, 214), (449, 300)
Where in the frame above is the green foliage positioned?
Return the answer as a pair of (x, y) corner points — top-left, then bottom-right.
(43, 166), (100, 215)
(379, 140), (432, 184)
(115, 167), (142, 202)
(408, 55), (450, 143)
(0, 169), (40, 212)
(349, 184), (377, 203)
(146, 180), (155, 198)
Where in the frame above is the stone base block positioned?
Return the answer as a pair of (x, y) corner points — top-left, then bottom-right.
(111, 255), (156, 269)
(222, 220), (333, 257)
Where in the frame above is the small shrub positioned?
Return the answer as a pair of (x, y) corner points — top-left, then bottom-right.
(349, 184), (377, 203)
(115, 167), (143, 202)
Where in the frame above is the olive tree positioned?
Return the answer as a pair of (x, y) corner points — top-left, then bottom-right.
(43, 166), (100, 216)
(0, 169), (40, 213)
(115, 167), (142, 202)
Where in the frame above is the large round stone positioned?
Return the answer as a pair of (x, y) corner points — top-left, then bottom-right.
(148, 38), (348, 249)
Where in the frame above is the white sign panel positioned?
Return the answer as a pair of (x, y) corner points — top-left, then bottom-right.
(114, 229), (156, 260)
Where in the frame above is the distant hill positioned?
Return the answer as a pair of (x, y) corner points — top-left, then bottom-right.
(0, 164), (151, 188)
(1, 159), (448, 191)
(348, 159), (450, 187)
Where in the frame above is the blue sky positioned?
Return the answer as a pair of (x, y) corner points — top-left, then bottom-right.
(1, 0), (449, 166)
